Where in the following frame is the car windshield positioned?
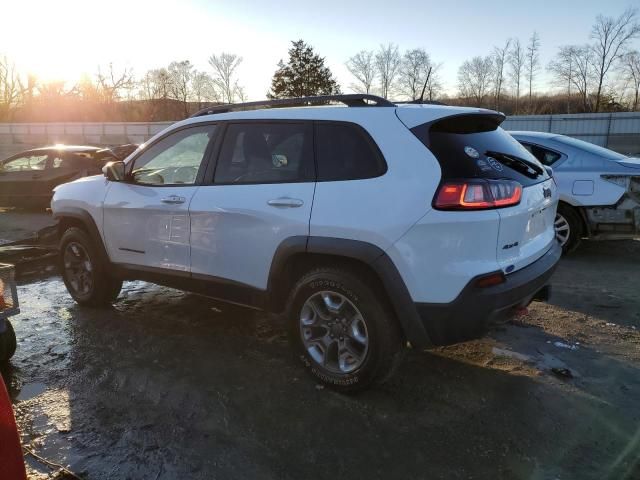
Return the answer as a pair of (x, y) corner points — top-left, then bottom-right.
(554, 136), (627, 160)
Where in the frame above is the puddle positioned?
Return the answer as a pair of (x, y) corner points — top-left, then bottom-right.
(17, 382), (46, 401)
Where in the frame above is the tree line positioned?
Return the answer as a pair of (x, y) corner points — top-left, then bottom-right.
(454, 7), (640, 114)
(0, 6), (639, 122)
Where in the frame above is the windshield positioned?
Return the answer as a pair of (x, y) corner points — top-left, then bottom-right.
(554, 136), (627, 160)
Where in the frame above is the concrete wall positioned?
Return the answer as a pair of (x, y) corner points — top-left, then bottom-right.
(502, 112), (640, 155)
(0, 122), (173, 158)
(1, 112), (640, 159)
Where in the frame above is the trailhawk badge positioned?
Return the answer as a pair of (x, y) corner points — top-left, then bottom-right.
(464, 146), (479, 158)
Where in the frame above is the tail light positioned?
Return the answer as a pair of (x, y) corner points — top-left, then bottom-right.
(434, 179), (522, 210)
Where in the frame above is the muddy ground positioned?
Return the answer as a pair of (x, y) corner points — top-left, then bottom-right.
(1, 216), (639, 479)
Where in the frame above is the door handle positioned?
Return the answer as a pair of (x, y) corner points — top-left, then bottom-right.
(267, 197), (304, 208)
(32, 174), (42, 179)
(161, 195), (186, 205)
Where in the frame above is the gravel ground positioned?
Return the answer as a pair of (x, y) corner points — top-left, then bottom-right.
(1, 238), (639, 480)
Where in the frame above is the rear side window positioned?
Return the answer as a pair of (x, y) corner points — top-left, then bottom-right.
(214, 123), (314, 184)
(411, 114), (549, 187)
(315, 123), (386, 181)
(519, 142), (562, 166)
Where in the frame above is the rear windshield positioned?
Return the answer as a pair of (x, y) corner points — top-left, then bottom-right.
(410, 114), (549, 187)
(553, 135), (627, 161)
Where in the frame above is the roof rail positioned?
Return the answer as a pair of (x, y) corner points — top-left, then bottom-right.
(395, 99), (447, 106)
(190, 94), (395, 117)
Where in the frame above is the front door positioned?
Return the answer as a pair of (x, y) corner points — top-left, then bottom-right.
(189, 121), (315, 294)
(103, 124), (218, 272)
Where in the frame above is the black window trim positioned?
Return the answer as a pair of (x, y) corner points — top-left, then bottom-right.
(518, 140), (566, 167)
(124, 122), (219, 188)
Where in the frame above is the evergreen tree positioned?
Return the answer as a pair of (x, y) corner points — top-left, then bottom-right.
(268, 40), (340, 98)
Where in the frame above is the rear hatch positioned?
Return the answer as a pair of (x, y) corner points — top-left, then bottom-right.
(401, 110), (557, 274)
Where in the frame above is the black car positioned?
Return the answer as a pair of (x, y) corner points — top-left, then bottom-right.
(0, 144), (138, 208)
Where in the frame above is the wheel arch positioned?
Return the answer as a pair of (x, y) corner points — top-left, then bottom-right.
(267, 236), (431, 348)
(54, 208), (111, 264)
(557, 200), (590, 237)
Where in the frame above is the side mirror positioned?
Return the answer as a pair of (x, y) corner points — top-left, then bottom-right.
(102, 161), (126, 182)
(544, 166), (554, 177)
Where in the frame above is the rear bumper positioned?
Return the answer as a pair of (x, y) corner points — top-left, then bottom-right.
(415, 241), (562, 346)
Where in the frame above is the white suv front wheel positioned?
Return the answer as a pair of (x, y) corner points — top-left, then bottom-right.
(288, 267), (404, 393)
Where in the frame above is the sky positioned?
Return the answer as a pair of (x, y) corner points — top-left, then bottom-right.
(1, 0), (638, 100)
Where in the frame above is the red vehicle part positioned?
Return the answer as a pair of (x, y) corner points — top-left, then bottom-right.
(0, 377), (26, 480)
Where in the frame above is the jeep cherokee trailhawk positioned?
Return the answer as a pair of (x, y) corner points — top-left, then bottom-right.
(52, 94), (561, 391)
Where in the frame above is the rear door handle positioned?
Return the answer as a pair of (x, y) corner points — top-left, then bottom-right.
(161, 195), (186, 205)
(267, 197), (304, 208)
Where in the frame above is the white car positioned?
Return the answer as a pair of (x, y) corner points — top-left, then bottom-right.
(52, 95), (560, 391)
(510, 131), (640, 252)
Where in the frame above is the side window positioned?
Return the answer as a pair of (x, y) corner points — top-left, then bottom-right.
(214, 123), (313, 184)
(131, 125), (216, 186)
(520, 142), (562, 166)
(315, 123), (386, 181)
(1, 154), (48, 172)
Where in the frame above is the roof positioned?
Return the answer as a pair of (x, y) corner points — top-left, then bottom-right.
(28, 145), (102, 153)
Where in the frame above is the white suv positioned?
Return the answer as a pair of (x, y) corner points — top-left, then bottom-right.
(52, 95), (561, 391)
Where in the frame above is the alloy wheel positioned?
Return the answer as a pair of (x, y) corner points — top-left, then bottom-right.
(554, 213), (570, 247)
(63, 242), (93, 296)
(299, 291), (369, 374)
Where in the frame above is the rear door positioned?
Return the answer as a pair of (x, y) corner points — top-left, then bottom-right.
(41, 152), (89, 195)
(189, 121), (315, 296)
(407, 113), (558, 273)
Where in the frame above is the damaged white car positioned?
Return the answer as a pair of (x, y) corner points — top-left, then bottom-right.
(511, 131), (640, 252)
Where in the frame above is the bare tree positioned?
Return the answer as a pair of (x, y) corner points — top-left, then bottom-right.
(191, 71), (219, 109)
(208, 53), (243, 104)
(492, 39), (511, 110)
(548, 45), (577, 113)
(508, 39), (526, 114)
(168, 60), (194, 117)
(398, 48), (437, 100)
(623, 50), (640, 111)
(346, 50), (376, 95)
(138, 68), (172, 120)
(525, 31), (541, 109)
(458, 56), (494, 106)
(96, 63), (134, 104)
(590, 7), (640, 112)
(423, 63), (443, 101)
(374, 43), (401, 99)
(548, 45), (594, 112)
(0, 55), (23, 120)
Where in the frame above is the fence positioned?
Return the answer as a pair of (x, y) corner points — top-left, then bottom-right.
(1, 112), (640, 158)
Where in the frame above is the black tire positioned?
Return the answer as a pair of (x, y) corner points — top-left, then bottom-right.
(0, 320), (17, 363)
(556, 204), (584, 254)
(287, 267), (404, 393)
(59, 227), (122, 306)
